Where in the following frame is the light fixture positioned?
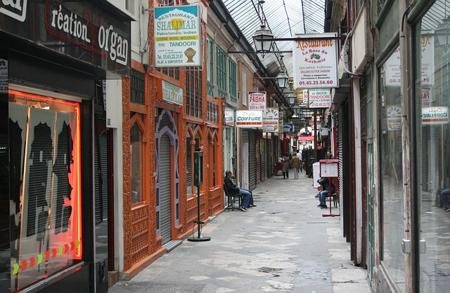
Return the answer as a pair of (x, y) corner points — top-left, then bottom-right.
(276, 69), (288, 89)
(252, 0), (273, 54)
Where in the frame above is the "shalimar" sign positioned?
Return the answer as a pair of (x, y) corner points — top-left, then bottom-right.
(293, 33), (339, 88)
(154, 4), (201, 67)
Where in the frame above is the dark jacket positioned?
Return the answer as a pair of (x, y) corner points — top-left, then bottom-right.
(224, 176), (238, 193)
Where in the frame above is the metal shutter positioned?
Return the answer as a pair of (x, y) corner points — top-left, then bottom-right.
(338, 109), (344, 225)
(159, 135), (172, 244)
(95, 133), (108, 224)
(249, 130), (257, 190)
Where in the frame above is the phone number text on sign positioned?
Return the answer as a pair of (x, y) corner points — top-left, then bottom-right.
(299, 80), (334, 86)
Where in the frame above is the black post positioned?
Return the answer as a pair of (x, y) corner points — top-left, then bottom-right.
(188, 150), (210, 242)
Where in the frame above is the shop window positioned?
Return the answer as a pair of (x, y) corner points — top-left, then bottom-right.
(241, 71), (248, 106)
(186, 129), (200, 197)
(229, 59), (237, 101)
(130, 124), (143, 203)
(415, 4), (450, 292)
(217, 46), (228, 97)
(8, 90), (82, 291)
(207, 37), (215, 97)
(379, 46), (405, 292)
(186, 67), (202, 118)
(131, 70), (145, 104)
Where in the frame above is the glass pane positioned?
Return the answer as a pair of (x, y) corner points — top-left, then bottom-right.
(417, 2), (450, 292)
(9, 91), (82, 291)
(380, 47), (405, 291)
(130, 124), (142, 203)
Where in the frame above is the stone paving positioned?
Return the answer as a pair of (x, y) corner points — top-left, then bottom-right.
(110, 171), (371, 293)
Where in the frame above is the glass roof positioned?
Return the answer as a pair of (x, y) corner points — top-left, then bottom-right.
(222, 0), (326, 78)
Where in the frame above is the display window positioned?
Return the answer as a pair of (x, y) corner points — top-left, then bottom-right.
(8, 90), (82, 291)
(415, 1), (450, 292)
(379, 47), (405, 292)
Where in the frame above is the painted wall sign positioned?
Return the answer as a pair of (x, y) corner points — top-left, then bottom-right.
(248, 91), (266, 111)
(422, 107), (449, 125)
(0, 0), (131, 76)
(224, 108), (235, 126)
(293, 33), (339, 88)
(236, 110), (263, 128)
(154, 4), (201, 67)
(308, 88), (332, 108)
(262, 108), (279, 133)
(162, 80), (183, 105)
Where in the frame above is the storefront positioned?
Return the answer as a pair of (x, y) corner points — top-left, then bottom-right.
(0, 1), (130, 292)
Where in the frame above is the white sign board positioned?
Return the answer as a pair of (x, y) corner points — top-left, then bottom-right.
(293, 34), (339, 88)
(154, 5), (201, 67)
(320, 161), (339, 177)
(308, 89), (332, 108)
(248, 91), (266, 111)
(262, 108), (279, 133)
(162, 80), (183, 105)
(224, 108), (235, 126)
(384, 47), (401, 87)
(422, 107), (449, 125)
(236, 110), (263, 128)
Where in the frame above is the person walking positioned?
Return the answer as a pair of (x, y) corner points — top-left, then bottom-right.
(282, 157), (290, 179)
(291, 153), (301, 179)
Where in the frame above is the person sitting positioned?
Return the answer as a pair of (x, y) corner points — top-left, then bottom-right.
(317, 177), (335, 209)
(224, 171), (255, 211)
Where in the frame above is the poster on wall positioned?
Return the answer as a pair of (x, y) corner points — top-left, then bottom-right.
(421, 35), (434, 86)
(422, 107), (449, 125)
(308, 89), (332, 108)
(154, 4), (201, 67)
(293, 33), (339, 88)
(386, 105), (402, 131)
(384, 47), (401, 87)
(248, 91), (266, 111)
(262, 108), (279, 132)
(236, 110), (263, 128)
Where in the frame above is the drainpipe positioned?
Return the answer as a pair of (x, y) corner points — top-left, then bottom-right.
(399, 0), (413, 291)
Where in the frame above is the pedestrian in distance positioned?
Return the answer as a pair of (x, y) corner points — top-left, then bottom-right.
(282, 157), (290, 179)
(291, 153), (301, 179)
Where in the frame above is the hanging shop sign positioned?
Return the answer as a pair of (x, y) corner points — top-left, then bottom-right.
(422, 107), (449, 125)
(162, 80), (183, 105)
(384, 47), (401, 87)
(224, 108), (235, 126)
(154, 4), (201, 67)
(386, 105), (402, 131)
(421, 35), (434, 86)
(248, 91), (266, 111)
(262, 108), (279, 133)
(293, 33), (339, 88)
(308, 88), (332, 108)
(236, 110), (263, 128)
(0, 0), (131, 75)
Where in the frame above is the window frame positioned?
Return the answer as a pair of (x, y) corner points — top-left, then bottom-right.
(129, 115), (146, 205)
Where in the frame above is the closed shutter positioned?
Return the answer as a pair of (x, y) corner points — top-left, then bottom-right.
(260, 138), (266, 181)
(95, 133), (108, 224)
(249, 130), (257, 190)
(159, 135), (171, 244)
(338, 109), (344, 220)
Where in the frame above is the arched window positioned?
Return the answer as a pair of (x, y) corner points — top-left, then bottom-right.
(130, 123), (143, 203)
(186, 126), (201, 197)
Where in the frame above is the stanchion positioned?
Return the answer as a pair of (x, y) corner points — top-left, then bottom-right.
(188, 184), (211, 242)
(322, 193), (340, 217)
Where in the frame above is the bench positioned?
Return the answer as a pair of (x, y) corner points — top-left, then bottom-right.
(224, 185), (242, 210)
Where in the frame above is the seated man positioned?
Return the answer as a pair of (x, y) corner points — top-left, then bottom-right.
(317, 177), (335, 209)
(224, 171), (255, 211)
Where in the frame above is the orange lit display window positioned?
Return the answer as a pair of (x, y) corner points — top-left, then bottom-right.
(8, 90), (82, 292)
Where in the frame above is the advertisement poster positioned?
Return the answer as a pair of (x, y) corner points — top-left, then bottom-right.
(308, 89), (332, 108)
(236, 110), (263, 128)
(386, 105), (402, 131)
(248, 91), (266, 111)
(384, 47), (401, 87)
(421, 35), (434, 86)
(224, 108), (235, 126)
(262, 108), (279, 132)
(422, 107), (449, 125)
(293, 33), (339, 88)
(154, 5), (201, 67)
